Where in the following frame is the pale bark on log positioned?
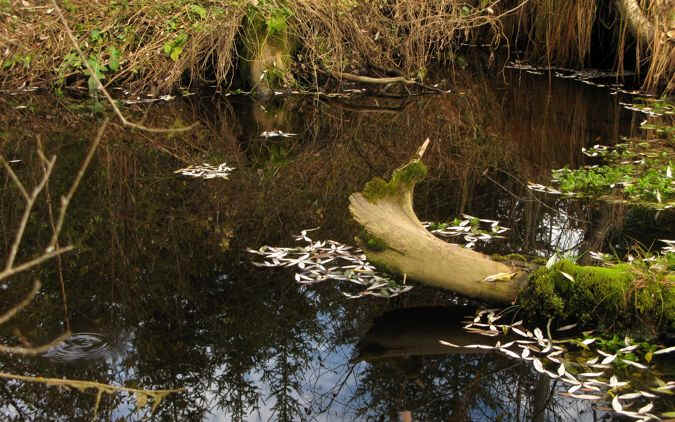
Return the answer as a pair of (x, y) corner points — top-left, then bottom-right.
(348, 140), (529, 303)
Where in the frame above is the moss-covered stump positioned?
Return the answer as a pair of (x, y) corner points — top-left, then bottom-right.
(519, 259), (675, 335)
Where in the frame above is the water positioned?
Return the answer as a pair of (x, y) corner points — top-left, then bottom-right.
(0, 69), (672, 421)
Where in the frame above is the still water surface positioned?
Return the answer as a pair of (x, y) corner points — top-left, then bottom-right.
(0, 69), (672, 421)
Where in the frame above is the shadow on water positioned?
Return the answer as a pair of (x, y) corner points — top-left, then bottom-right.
(0, 69), (673, 421)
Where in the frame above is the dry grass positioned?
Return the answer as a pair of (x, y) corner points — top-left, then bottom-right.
(289, 0), (508, 80)
(0, 0), (250, 92)
(0, 0), (672, 94)
(507, 0), (673, 94)
(509, 0), (597, 66)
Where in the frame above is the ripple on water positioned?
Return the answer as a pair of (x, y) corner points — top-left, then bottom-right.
(43, 332), (111, 362)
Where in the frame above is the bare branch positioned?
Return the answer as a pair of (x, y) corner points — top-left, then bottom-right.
(0, 246), (74, 282)
(0, 371), (183, 395)
(3, 155), (56, 272)
(0, 280), (41, 326)
(0, 156), (29, 201)
(50, 0), (199, 134)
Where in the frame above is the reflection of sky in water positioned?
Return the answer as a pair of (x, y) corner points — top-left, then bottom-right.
(537, 211), (585, 256)
(21, 295), (611, 421)
(205, 310), (368, 421)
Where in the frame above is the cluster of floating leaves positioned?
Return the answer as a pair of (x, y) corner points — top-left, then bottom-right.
(120, 93), (178, 104)
(620, 99), (674, 118)
(589, 240), (674, 264)
(528, 142), (674, 207)
(505, 62), (651, 96)
(526, 181), (568, 195)
(247, 228), (413, 298)
(111, 87), (196, 104)
(174, 162), (234, 179)
(422, 214), (509, 249)
(441, 309), (675, 421)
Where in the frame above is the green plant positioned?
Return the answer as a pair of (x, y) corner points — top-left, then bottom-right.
(85, 55), (108, 93)
(189, 4), (207, 20)
(108, 47), (121, 72)
(547, 139), (674, 208)
(162, 33), (188, 61)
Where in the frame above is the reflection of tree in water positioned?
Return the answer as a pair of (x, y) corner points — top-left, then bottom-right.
(350, 354), (585, 422)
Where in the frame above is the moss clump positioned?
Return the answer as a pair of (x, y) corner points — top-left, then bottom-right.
(519, 259), (674, 334)
(362, 160), (428, 202)
(358, 230), (388, 252)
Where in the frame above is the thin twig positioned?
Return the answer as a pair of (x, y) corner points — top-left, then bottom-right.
(0, 280), (41, 326)
(50, 0), (198, 134)
(0, 246), (74, 282)
(37, 135), (71, 331)
(3, 155), (56, 272)
(0, 157), (29, 200)
(0, 372), (183, 395)
(0, 332), (71, 356)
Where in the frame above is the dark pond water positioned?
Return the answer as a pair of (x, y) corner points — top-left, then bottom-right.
(0, 69), (673, 421)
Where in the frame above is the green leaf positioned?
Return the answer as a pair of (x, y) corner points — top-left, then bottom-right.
(169, 46), (183, 62)
(90, 29), (102, 42)
(108, 47), (121, 71)
(189, 4), (207, 19)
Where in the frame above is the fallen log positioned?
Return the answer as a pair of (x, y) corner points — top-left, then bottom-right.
(349, 139), (529, 303)
(348, 140), (674, 334)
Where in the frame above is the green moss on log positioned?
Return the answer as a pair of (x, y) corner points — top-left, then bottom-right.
(362, 160), (428, 202)
(519, 259), (674, 333)
(358, 230), (389, 252)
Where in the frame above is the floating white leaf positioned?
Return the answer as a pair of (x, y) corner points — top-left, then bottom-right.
(612, 396), (623, 412)
(559, 271), (575, 282)
(483, 272), (517, 282)
(556, 323), (577, 332)
(653, 345), (675, 355)
(637, 402), (653, 414)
